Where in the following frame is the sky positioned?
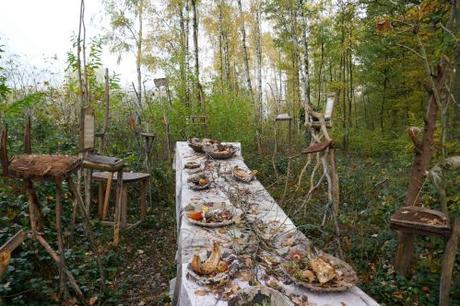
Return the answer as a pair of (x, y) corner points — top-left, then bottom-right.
(0, 0), (138, 86)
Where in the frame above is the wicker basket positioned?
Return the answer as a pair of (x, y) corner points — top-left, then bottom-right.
(188, 138), (205, 153)
(204, 144), (237, 159)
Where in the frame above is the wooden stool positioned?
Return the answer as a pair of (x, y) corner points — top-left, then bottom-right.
(1, 128), (104, 303)
(92, 171), (150, 230)
(391, 156), (460, 306)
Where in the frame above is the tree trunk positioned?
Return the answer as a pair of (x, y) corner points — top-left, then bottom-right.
(192, 0), (199, 83)
(404, 59), (448, 207)
(136, 0), (143, 109)
(178, 0), (189, 105)
(101, 68), (110, 154)
(452, 0), (460, 140)
(218, 1), (227, 84)
(299, 0), (310, 108)
(238, 0), (254, 100)
(255, 2), (262, 120)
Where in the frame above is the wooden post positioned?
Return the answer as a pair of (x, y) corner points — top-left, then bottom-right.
(439, 218), (460, 306)
(97, 181), (104, 218)
(102, 173), (113, 220)
(121, 184), (128, 228)
(24, 115), (32, 154)
(24, 179), (43, 232)
(140, 178), (148, 221)
(54, 179), (67, 298)
(100, 68), (110, 154)
(113, 169), (123, 246)
(394, 233), (415, 276)
(0, 128), (9, 176)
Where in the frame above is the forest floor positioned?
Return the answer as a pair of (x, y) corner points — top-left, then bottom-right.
(1, 149), (459, 305)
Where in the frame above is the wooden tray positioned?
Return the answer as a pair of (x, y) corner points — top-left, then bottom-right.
(390, 206), (451, 237)
(282, 252), (358, 292)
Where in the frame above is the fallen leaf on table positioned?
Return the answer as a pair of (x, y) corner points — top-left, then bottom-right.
(195, 288), (208, 296)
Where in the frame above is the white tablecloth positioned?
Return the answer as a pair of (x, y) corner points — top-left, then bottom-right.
(174, 141), (379, 306)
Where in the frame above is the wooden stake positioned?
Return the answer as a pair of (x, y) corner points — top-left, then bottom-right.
(102, 173), (113, 220)
(55, 179), (67, 298)
(113, 169), (123, 246)
(35, 235), (87, 305)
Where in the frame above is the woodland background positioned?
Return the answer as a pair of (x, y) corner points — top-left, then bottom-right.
(0, 0), (460, 305)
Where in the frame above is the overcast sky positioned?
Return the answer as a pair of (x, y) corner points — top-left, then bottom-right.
(0, 0), (138, 86)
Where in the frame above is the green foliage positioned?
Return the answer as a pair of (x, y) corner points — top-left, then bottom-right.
(0, 44), (10, 102)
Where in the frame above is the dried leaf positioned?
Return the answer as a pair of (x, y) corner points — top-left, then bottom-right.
(195, 288), (208, 296)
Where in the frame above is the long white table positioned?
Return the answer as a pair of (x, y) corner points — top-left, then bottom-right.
(173, 141), (379, 306)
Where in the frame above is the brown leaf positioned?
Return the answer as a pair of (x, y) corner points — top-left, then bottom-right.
(89, 296), (98, 305)
(195, 288), (208, 296)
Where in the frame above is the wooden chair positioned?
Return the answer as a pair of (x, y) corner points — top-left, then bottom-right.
(390, 156), (460, 306)
(80, 107), (125, 246)
(188, 115), (209, 137)
(92, 171), (150, 229)
(275, 113), (293, 145)
(0, 120), (104, 303)
(309, 93), (336, 128)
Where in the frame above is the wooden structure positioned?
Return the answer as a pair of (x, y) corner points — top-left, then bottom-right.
(80, 106), (125, 246)
(309, 93), (335, 128)
(141, 132), (155, 171)
(92, 171), (150, 229)
(390, 156), (460, 306)
(0, 123), (104, 304)
(188, 115), (209, 137)
(275, 113), (293, 144)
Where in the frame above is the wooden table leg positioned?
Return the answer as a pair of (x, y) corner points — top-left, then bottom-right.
(97, 181), (104, 218)
(113, 170), (123, 246)
(439, 218), (460, 306)
(24, 179), (43, 232)
(55, 179), (67, 298)
(140, 178), (148, 221)
(102, 174), (113, 220)
(121, 184), (128, 228)
(394, 231), (415, 276)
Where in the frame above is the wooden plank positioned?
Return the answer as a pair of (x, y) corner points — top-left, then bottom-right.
(92, 171), (149, 183)
(83, 107), (95, 151)
(0, 230), (26, 254)
(324, 93), (336, 120)
(1, 230), (26, 279)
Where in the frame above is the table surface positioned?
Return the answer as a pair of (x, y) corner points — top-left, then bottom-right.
(92, 171), (150, 182)
(174, 141), (379, 306)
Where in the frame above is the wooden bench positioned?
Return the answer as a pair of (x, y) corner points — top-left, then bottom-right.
(92, 171), (150, 229)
